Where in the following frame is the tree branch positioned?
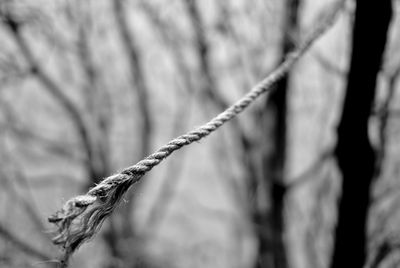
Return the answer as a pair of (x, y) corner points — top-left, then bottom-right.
(0, 10), (100, 180)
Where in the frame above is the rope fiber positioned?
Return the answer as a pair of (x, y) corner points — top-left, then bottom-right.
(48, 1), (345, 264)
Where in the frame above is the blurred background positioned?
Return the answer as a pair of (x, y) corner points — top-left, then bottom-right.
(0, 0), (398, 267)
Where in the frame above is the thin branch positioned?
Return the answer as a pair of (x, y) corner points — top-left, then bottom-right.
(368, 64), (400, 268)
(0, 223), (51, 261)
(0, 102), (83, 162)
(215, 1), (257, 88)
(140, 2), (195, 230)
(139, 1), (195, 96)
(112, 0), (153, 239)
(113, 0), (152, 160)
(0, 135), (49, 242)
(141, 1), (245, 231)
(374, 64), (400, 178)
(75, 5), (112, 184)
(48, 1), (345, 264)
(287, 149), (333, 189)
(311, 49), (347, 77)
(184, 0), (229, 110)
(0, 169), (46, 236)
(0, 9), (99, 180)
(183, 0), (252, 148)
(369, 231), (400, 268)
(184, 0), (259, 209)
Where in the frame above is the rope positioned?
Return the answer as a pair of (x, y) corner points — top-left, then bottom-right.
(49, 1), (345, 263)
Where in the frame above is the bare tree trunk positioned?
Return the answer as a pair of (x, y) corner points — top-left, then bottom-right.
(331, 1), (392, 268)
(256, 1), (299, 268)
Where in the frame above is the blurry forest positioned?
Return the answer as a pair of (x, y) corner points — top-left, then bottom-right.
(0, 0), (399, 267)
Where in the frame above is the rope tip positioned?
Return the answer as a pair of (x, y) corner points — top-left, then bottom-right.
(48, 175), (136, 254)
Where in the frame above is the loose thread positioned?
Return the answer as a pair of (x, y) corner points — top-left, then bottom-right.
(49, 1), (345, 264)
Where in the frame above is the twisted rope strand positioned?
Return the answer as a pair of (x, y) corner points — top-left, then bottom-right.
(49, 1), (345, 263)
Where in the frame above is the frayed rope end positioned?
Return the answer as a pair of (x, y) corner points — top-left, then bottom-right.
(48, 173), (140, 255)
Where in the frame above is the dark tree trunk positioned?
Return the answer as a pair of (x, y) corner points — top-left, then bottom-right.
(257, 1), (300, 267)
(331, 1), (392, 268)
